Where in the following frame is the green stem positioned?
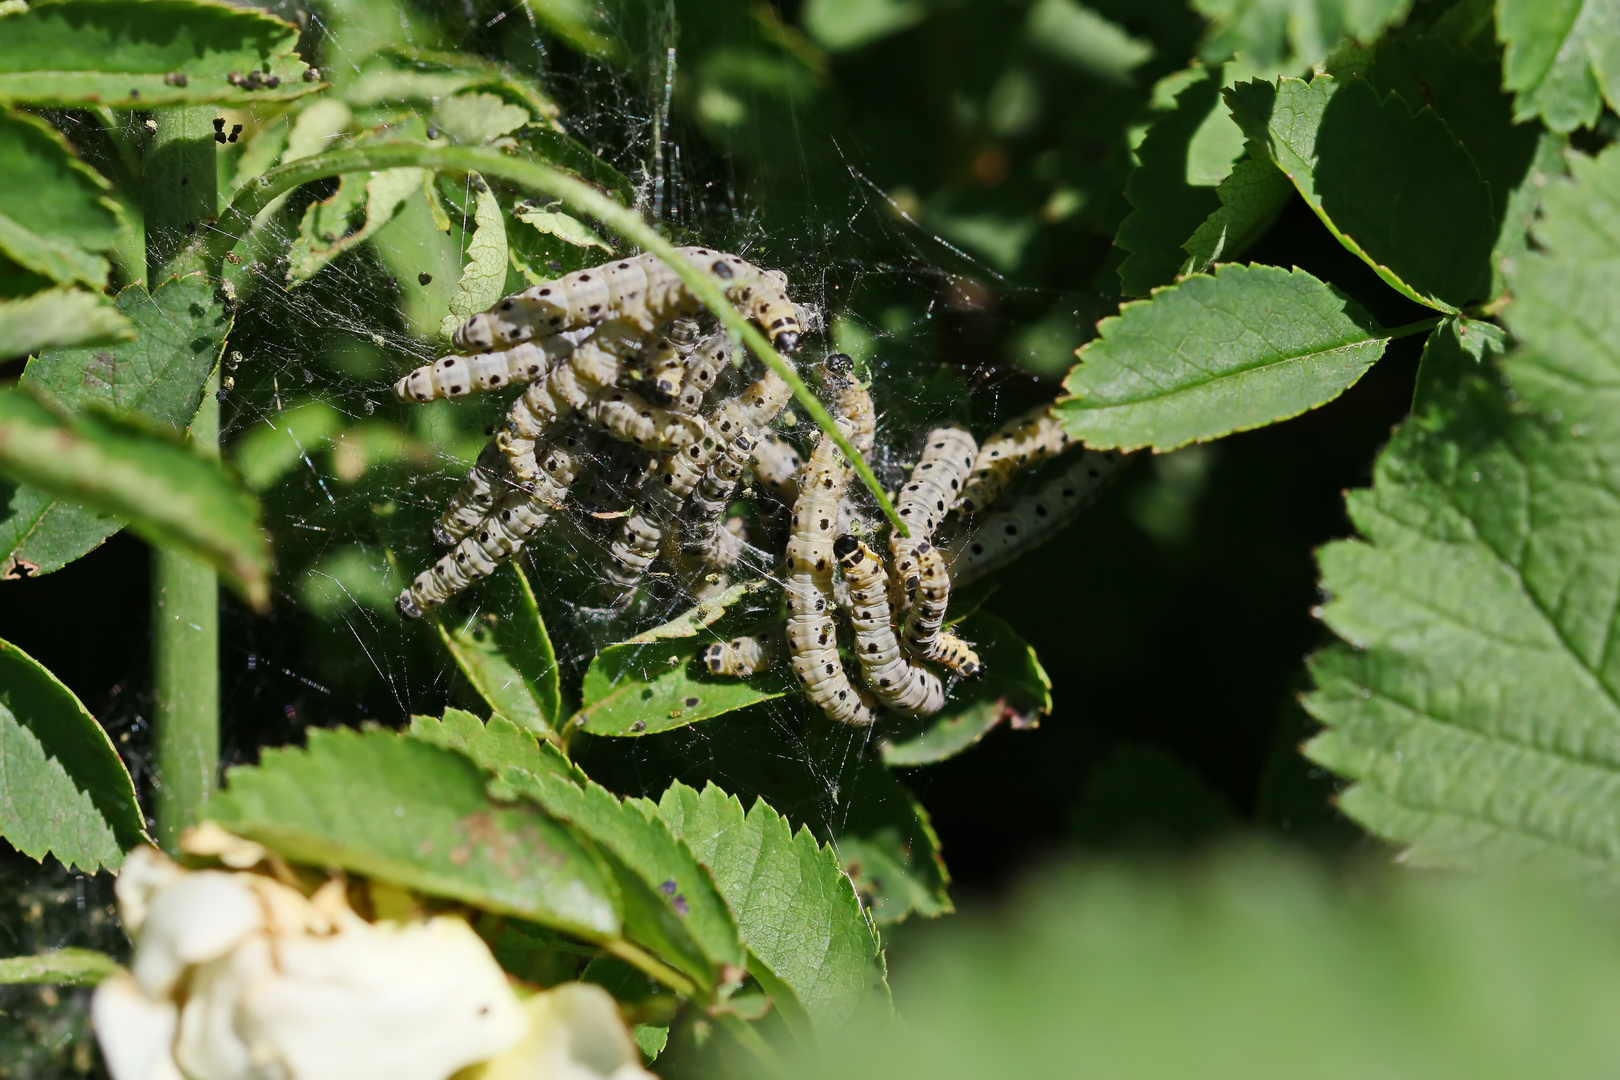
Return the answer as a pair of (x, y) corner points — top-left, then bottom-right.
(207, 144), (909, 537)
(147, 107), (220, 849)
(1385, 316), (1445, 341)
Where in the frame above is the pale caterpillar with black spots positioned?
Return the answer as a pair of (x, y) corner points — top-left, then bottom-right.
(946, 447), (1132, 586)
(954, 404), (1072, 515)
(835, 536), (945, 715)
(784, 421), (878, 727)
(453, 247), (803, 354)
(702, 630), (784, 678)
(889, 423), (975, 623)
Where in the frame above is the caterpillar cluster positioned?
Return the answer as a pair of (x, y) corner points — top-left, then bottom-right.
(391, 249), (1132, 729)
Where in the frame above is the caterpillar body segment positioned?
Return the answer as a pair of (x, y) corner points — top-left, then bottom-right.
(398, 433), (588, 618)
(675, 331), (735, 415)
(435, 441), (514, 546)
(679, 366), (793, 558)
(947, 448), (1132, 586)
(955, 404), (1073, 515)
(452, 248), (803, 355)
(393, 337), (575, 404)
(835, 536), (945, 715)
(926, 629), (982, 678)
(785, 425), (878, 727)
(751, 431), (802, 503)
(900, 540), (968, 669)
(895, 423), (977, 537)
(702, 631), (783, 678)
(823, 353), (876, 456)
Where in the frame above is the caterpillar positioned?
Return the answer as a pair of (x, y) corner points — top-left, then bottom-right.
(674, 331), (735, 415)
(392, 336), (576, 404)
(452, 248), (803, 355)
(785, 423), (878, 727)
(435, 441), (515, 546)
(498, 320), (702, 484)
(679, 365), (794, 559)
(945, 447), (1132, 586)
(624, 321), (696, 405)
(701, 629), (783, 677)
(954, 404), (1072, 515)
(823, 353), (875, 455)
(835, 536), (945, 715)
(750, 431), (802, 503)
(889, 423), (977, 621)
(398, 430), (591, 617)
(900, 539), (980, 674)
(601, 363), (793, 602)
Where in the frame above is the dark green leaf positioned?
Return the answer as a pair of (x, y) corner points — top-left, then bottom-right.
(1228, 75), (1495, 311)
(1192, 0), (1412, 71)
(802, 849), (1620, 1080)
(205, 727), (622, 939)
(0, 108), (120, 288)
(657, 781), (885, 1032)
(1180, 155), (1292, 277)
(0, 388), (271, 609)
(1488, 130), (1569, 302)
(1116, 68), (1230, 296)
(1498, 0), (1620, 132)
(1025, 0), (1153, 84)
(0, 637), (146, 872)
(0, 0), (317, 107)
(436, 562), (563, 734)
(0, 287), (133, 360)
(1056, 263), (1387, 451)
(879, 613), (1052, 767)
(802, 0), (926, 51)
(0, 480), (119, 580)
(0, 948), (120, 986)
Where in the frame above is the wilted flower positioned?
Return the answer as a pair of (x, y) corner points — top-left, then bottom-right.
(92, 839), (656, 1080)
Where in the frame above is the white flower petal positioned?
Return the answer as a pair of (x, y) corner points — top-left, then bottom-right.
(472, 984), (655, 1080)
(238, 916), (525, 1080)
(92, 972), (184, 1080)
(114, 847), (187, 939)
(174, 933), (275, 1080)
(133, 871), (265, 999)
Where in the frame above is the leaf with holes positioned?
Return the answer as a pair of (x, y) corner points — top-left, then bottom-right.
(0, 0), (317, 107)
(439, 179), (508, 341)
(204, 727), (622, 939)
(1056, 263), (1387, 451)
(1227, 75), (1495, 312)
(657, 781), (885, 1032)
(0, 638), (147, 873)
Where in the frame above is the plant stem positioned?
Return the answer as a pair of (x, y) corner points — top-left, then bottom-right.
(208, 144), (910, 537)
(147, 107), (220, 848)
(1385, 316), (1445, 341)
(602, 937), (699, 999)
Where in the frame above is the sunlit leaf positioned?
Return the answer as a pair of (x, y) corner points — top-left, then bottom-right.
(0, 287), (132, 361)
(0, 107), (121, 288)
(0, 948), (119, 986)
(437, 562), (563, 734)
(439, 178), (507, 340)
(1498, 0), (1620, 133)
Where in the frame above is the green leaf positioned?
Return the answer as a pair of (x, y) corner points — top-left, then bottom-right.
(0, 0), (317, 107)
(1056, 263), (1388, 451)
(805, 849), (1620, 1080)
(494, 762), (747, 989)
(408, 707), (578, 783)
(0, 637), (147, 872)
(4, 274), (230, 577)
(439, 178), (507, 341)
(345, 47), (559, 121)
(1116, 68), (1230, 297)
(802, 0), (927, 52)
(1179, 155), (1292, 277)
(1025, 0), (1154, 84)
(0, 107), (121, 288)
(574, 581), (792, 736)
(1488, 130), (1569, 302)
(0, 387), (271, 609)
(1496, 148), (1620, 441)
(436, 562), (563, 734)
(513, 206), (612, 253)
(1228, 74), (1495, 311)
(204, 727), (622, 940)
(298, 543), (403, 618)
(0, 287), (133, 360)
(1192, 0), (1413, 71)
(0, 948), (120, 986)
(657, 781), (885, 1032)
(230, 399), (344, 492)
(23, 274), (230, 429)
(879, 613), (1052, 767)
(287, 167), (423, 283)
(431, 92), (531, 145)
(1498, 0), (1620, 133)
